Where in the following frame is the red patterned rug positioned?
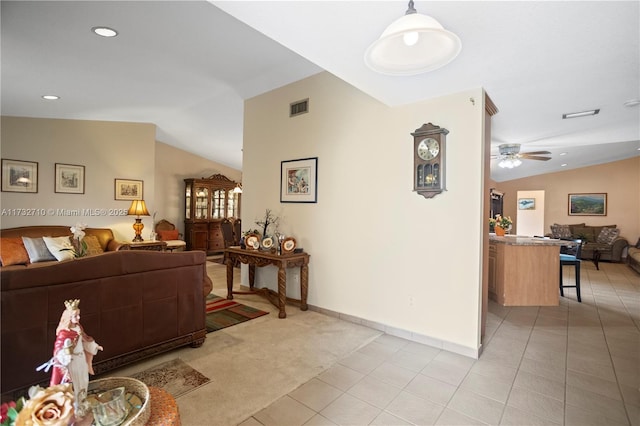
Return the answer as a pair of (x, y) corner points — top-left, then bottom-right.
(205, 294), (268, 332)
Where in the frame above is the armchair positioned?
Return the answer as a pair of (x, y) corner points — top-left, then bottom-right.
(155, 219), (187, 252)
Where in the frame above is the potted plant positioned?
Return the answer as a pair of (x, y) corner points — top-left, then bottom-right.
(493, 214), (513, 236)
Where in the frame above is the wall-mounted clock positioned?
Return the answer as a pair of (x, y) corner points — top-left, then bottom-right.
(411, 123), (449, 199)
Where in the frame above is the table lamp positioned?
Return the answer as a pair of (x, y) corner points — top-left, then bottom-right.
(127, 200), (150, 242)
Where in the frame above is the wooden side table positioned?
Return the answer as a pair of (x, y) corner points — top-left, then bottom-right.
(125, 241), (167, 251)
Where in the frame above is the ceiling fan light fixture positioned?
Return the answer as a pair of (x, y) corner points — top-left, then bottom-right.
(364, 1), (461, 76)
(624, 99), (640, 108)
(562, 109), (599, 119)
(42, 95), (60, 100)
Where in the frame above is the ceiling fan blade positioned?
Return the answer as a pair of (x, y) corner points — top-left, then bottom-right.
(521, 150), (551, 155)
(521, 155), (551, 161)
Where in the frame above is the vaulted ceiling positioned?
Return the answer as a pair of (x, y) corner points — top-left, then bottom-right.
(2, 1), (638, 182)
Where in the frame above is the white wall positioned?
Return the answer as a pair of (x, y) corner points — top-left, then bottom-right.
(243, 72), (487, 356)
(516, 190), (545, 236)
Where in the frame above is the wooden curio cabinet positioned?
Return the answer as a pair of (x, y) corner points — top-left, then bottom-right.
(184, 174), (241, 254)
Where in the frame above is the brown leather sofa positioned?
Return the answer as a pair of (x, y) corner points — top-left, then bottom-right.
(1, 246), (213, 397)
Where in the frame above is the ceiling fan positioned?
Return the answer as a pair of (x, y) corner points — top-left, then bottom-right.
(491, 144), (551, 168)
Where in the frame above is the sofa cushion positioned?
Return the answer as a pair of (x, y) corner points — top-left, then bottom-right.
(0, 238), (30, 266)
(572, 226), (597, 242)
(83, 235), (104, 256)
(550, 224), (572, 239)
(21, 236), (56, 263)
(157, 230), (180, 241)
(42, 236), (75, 261)
(597, 228), (620, 245)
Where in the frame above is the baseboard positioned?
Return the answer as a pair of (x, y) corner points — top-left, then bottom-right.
(308, 304), (480, 359)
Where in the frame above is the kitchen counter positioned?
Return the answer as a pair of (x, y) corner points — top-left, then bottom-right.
(489, 235), (563, 306)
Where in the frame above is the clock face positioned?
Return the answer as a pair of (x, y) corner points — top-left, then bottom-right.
(417, 138), (440, 160)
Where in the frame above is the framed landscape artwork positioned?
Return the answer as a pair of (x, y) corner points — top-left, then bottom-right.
(55, 163), (85, 194)
(518, 198), (535, 210)
(1, 158), (38, 193)
(568, 193), (607, 216)
(280, 157), (318, 203)
(114, 179), (143, 201)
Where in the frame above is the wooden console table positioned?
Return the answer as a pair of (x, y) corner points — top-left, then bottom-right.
(224, 247), (310, 318)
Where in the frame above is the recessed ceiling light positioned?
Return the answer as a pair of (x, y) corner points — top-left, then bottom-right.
(562, 109), (600, 119)
(624, 99), (640, 107)
(92, 26), (118, 37)
(561, 163), (568, 167)
(559, 152), (567, 156)
(42, 95), (60, 100)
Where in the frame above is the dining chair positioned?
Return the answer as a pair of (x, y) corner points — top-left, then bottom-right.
(560, 239), (582, 302)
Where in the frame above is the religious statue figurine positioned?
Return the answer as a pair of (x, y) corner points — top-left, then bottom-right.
(49, 299), (103, 418)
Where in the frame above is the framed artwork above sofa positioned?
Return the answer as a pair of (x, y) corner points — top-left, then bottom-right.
(568, 193), (607, 216)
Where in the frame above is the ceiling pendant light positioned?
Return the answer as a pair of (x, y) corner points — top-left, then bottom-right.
(364, 0), (462, 76)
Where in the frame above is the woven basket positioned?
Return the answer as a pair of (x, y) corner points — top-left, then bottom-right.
(88, 377), (150, 426)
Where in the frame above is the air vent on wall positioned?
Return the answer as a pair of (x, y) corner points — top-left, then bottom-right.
(290, 99), (309, 117)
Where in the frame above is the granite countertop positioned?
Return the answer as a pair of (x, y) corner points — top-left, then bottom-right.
(489, 235), (567, 246)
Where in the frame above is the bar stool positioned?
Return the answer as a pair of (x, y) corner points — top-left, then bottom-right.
(560, 239), (583, 302)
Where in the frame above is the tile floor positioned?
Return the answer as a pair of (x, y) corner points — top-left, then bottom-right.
(238, 261), (639, 426)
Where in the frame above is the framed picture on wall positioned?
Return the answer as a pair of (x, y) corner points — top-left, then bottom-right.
(568, 193), (607, 216)
(518, 198), (535, 210)
(55, 163), (85, 194)
(1, 158), (38, 193)
(114, 178), (143, 201)
(280, 157), (318, 203)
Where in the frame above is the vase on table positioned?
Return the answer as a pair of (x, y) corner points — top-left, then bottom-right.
(495, 226), (506, 236)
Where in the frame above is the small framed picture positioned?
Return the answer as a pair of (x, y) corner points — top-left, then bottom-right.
(280, 157), (318, 203)
(114, 178), (143, 201)
(518, 198), (535, 210)
(1, 158), (38, 193)
(568, 193), (607, 216)
(55, 163), (85, 194)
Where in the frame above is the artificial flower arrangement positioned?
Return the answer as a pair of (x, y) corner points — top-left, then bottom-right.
(1, 383), (74, 426)
(494, 214), (513, 230)
(62, 222), (88, 258)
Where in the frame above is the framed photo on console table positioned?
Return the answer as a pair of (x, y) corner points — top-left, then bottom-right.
(568, 193), (607, 216)
(55, 163), (85, 194)
(1, 158), (38, 193)
(114, 178), (143, 201)
(281, 157), (318, 203)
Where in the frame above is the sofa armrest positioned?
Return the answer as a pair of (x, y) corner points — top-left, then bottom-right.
(611, 237), (629, 261)
(107, 240), (129, 251)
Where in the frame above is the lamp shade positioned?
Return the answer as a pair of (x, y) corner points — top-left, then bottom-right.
(365, 10), (461, 75)
(127, 200), (150, 216)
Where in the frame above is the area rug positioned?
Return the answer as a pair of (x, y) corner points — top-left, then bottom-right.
(130, 358), (210, 398)
(206, 293), (269, 332)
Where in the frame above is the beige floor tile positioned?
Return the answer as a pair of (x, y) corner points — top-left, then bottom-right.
(338, 350), (385, 375)
(446, 388), (505, 425)
(253, 395), (317, 426)
(523, 345), (566, 365)
(369, 361), (418, 388)
(435, 408), (487, 425)
(373, 334), (410, 350)
(479, 345), (525, 369)
(512, 370), (565, 401)
(388, 349), (433, 372)
(238, 417), (264, 426)
(357, 341), (401, 360)
(421, 359), (472, 387)
(386, 391), (445, 425)
(319, 393), (381, 426)
(460, 371), (513, 404)
(620, 383), (640, 408)
(317, 364), (365, 391)
(401, 341), (442, 359)
(288, 378), (344, 412)
(370, 411), (412, 425)
(404, 373), (458, 406)
(470, 358), (518, 384)
(566, 370), (623, 401)
(500, 405), (562, 426)
(346, 375), (402, 409)
(626, 403), (640, 426)
(566, 353), (617, 382)
(517, 357), (566, 384)
(433, 351), (476, 369)
(566, 384), (630, 424)
(612, 355), (640, 387)
(564, 403), (631, 426)
(302, 413), (338, 426)
(506, 387), (564, 424)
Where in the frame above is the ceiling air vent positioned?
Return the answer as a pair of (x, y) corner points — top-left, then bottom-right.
(290, 99), (309, 117)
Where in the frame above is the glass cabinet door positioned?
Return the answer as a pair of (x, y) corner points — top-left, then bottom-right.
(227, 190), (240, 218)
(195, 187), (209, 219)
(185, 185), (192, 219)
(212, 189), (226, 219)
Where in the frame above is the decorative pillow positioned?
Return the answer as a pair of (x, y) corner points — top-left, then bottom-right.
(572, 227), (596, 242)
(597, 227), (620, 245)
(0, 238), (30, 266)
(42, 236), (75, 262)
(82, 235), (104, 256)
(550, 224), (572, 239)
(22, 237), (56, 263)
(157, 230), (180, 241)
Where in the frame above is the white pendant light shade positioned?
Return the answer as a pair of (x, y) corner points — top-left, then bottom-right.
(365, 5), (461, 76)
